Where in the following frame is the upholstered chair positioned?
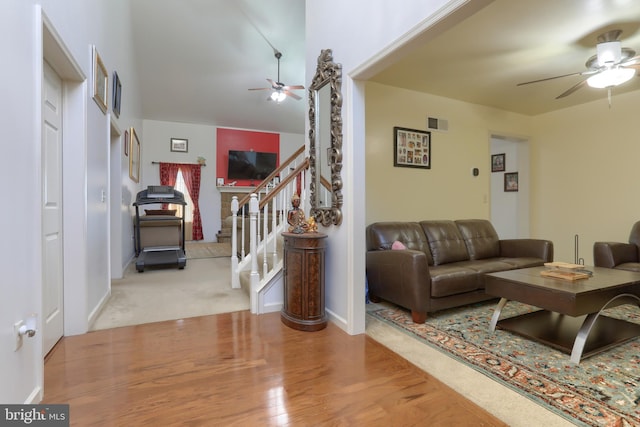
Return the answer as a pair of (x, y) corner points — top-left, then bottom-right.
(593, 221), (640, 272)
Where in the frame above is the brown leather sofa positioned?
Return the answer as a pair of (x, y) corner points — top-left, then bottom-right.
(366, 219), (554, 323)
(594, 221), (640, 272)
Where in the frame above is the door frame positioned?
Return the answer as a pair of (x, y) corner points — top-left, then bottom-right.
(41, 9), (88, 341)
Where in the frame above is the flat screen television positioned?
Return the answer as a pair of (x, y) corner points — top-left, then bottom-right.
(227, 150), (278, 181)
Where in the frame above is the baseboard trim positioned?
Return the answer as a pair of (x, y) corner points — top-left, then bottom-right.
(88, 288), (112, 331)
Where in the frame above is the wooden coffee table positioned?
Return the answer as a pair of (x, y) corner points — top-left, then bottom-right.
(485, 266), (640, 364)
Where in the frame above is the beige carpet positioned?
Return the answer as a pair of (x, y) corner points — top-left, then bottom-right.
(91, 256), (249, 331)
(185, 241), (232, 259)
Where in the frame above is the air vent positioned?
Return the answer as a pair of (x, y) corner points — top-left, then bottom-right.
(427, 116), (448, 132)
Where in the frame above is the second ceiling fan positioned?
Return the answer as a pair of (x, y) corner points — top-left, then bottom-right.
(518, 29), (640, 99)
(249, 50), (305, 102)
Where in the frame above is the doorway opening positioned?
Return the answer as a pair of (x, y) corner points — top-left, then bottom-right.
(489, 134), (530, 238)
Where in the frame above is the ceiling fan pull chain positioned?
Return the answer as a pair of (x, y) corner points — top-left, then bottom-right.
(608, 88), (612, 108)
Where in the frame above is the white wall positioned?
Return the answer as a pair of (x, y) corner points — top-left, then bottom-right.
(0, 0), (43, 405)
(0, 0), (142, 403)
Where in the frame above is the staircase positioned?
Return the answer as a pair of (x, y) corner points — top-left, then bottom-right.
(229, 146), (309, 314)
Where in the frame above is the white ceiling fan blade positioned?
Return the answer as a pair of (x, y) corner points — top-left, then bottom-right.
(284, 90), (301, 100)
(620, 55), (640, 67)
(282, 84), (305, 90)
(517, 71), (585, 86)
(248, 87), (270, 91)
(555, 79), (588, 99)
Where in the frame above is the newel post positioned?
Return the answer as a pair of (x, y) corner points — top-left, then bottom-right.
(230, 196), (239, 289)
(249, 193), (260, 313)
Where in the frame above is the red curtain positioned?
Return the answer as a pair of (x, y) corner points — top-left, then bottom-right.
(159, 163), (180, 187)
(158, 162), (203, 240)
(180, 164), (203, 241)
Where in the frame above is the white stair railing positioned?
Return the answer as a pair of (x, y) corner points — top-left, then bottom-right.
(229, 147), (309, 313)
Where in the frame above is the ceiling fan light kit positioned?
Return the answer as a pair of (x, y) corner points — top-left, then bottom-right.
(587, 67), (635, 88)
(270, 90), (287, 102)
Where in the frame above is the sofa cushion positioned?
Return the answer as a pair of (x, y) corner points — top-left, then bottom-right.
(455, 219), (500, 260)
(420, 220), (469, 265)
(615, 262), (640, 272)
(497, 257), (547, 269)
(428, 264), (479, 297)
(366, 222), (434, 265)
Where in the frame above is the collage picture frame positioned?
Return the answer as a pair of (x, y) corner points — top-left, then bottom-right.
(393, 126), (431, 169)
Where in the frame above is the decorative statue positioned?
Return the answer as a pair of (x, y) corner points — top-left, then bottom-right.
(307, 216), (318, 233)
(287, 194), (308, 234)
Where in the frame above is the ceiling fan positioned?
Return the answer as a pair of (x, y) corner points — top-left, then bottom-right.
(249, 50), (305, 102)
(517, 29), (640, 99)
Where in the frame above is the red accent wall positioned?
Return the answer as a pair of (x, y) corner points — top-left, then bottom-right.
(216, 128), (280, 186)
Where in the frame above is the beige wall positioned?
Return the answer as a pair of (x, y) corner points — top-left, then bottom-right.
(366, 81), (640, 265)
(530, 90), (640, 264)
(365, 81), (532, 222)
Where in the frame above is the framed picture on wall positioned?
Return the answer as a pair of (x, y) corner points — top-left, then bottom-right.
(112, 71), (122, 118)
(92, 46), (108, 114)
(170, 138), (188, 152)
(393, 126), (431, 169)
(129, 127), (140, 183)
(491, 153), (505, 172)
(123, 129), (129, 156)
(504, 172), (518, 192)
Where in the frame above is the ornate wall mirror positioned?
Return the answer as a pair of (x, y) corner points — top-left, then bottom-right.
(309, 49), (343, 226)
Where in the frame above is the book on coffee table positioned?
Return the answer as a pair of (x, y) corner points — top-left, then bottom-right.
(540, 269), (591, 281)
(544, 262), (584, 271)
(541, 262), (591, 280)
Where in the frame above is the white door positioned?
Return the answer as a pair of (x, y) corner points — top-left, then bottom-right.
(42, 60), (64, 355)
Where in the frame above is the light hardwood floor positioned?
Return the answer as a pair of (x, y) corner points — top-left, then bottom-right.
(43, 310), (507, 426)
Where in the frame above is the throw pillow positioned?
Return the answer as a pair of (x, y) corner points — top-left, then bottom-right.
(391, 240), (407, 250)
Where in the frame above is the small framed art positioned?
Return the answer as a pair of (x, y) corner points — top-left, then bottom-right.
(123, 129), (129, 156)
(129, 127), (140, 183)
(112, 71), (122, 118)
(170, 138), (188, 153)
(504, 172), (518, 192)
(491, 153), (505, 172)
(393, 127), (431, 169)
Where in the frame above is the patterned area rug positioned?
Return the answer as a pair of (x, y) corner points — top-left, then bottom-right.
(368, 302), (640, 427)
(185, 241), (232, 259)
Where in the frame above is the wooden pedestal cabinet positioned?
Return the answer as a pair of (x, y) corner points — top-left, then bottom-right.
(281, 232), (328, 331)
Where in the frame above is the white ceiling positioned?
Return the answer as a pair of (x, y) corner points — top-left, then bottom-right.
(370, 0), (640, 115)
(130, 0), (306, 134)
(130, 1), (640, 137)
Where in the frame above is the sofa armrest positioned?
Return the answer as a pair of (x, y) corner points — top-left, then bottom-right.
(499, 239), (554, 262)
(593, 242), (638, 268)
(366, 249), (431, 313)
